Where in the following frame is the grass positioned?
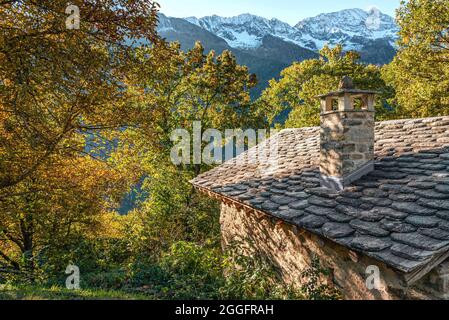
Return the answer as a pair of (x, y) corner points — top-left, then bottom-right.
(0, 284), (152, 300)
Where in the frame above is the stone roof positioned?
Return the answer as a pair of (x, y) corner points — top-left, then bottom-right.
(191, 116), (449, 281)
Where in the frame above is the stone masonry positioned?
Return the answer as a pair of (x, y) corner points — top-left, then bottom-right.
(220, 201), (449, 300)
(191, 77), (449, 300)
(319, 77), (377, 191)
(320, 111), (375, 177)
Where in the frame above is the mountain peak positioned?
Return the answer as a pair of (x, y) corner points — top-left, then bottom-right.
(294, 8), (398, 50)
(163, 8), (398, 51)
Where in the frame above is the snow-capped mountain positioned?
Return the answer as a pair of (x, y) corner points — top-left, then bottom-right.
(295, 8), (398, 50)
(183, 8), (398, 51)
(157, 9), (398, 97)
(185, 14), (303, 49)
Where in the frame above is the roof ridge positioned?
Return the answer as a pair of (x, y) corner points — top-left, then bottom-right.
(280, 115), (449, 133)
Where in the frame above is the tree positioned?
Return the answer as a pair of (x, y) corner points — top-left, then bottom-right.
(0, 0), (159, 193)
(0, 0), (159, 277)
(382, 0), (449, 118)
(127, 41), (262, 173)
(122, 42), (264, 254)
(0, 153), (133, 278)
(259, 45), (392, 129)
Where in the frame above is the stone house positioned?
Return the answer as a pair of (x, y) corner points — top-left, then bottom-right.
(190, 77), (449, 300)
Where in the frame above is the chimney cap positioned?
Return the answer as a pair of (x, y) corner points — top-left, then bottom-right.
(316, 76), (380, 99)
(339, 76), (354, 89)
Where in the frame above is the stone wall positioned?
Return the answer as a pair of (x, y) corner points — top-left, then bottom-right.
(220, 201), (448, 300)
(320, 111), (375, 177)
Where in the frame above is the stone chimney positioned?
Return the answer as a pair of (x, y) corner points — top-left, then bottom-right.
(318, 76), (378, 191)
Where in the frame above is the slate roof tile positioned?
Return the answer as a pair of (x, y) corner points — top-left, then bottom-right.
(368, 207), (408, 219)
(308, 196), (337, 208)
(436, 211), (449, 221)
(419, 228), (449, 241)
(288, 200), (309, 210)
(418, 199), (449, 210)
(436, 185), (449, 194)
(295, 215), (328, 229)
(391, 233), (449, 251)
(350, 220), (390, 237)
(305, 205), (335, 216)
(391, 202), (437, 216)
(405, 215), (441, 228)
(414, 189), (448, 200)
(390, 244), (434, 261)
(440, 221), (449, 231)
(351, 236), (392, 252)
(261, 201), (280, 211)
(380, 219), (417, 233)
(273, 209), (304, 221)
(322, 223), (355, 238)
(191, 116), (449, 274)
(270, 195), (295, 205)
(326, 212), (353, 223)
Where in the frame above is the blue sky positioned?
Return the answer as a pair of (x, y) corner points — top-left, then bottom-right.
(158, 0), (401, 25)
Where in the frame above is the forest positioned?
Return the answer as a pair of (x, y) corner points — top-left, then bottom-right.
(0, 0), (448, 299)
